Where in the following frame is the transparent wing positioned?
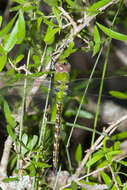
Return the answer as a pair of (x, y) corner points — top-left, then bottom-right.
(0, 75), (52, 114)
(69, 75), (127, 97)
(0, 75), (127, 113)
(65, 76), (127, 125)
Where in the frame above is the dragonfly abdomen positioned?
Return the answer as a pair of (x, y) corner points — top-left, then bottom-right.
(53, 103), (61, 175)
(53, 60), (71, 175)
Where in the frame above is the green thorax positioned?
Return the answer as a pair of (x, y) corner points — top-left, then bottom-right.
(54, 60), (71, 104)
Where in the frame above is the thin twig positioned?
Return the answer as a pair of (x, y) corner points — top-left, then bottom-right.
(74, 114), (127, 178)
(58, 7), (77, 33)
(0, 136), (12, 178)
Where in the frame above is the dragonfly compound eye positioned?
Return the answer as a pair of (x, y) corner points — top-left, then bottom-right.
(63, 62), (67, 65)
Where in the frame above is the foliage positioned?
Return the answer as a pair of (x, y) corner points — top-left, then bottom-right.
(0, 0), (127, 189)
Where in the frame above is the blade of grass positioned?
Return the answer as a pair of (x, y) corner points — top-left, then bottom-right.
(87, 2), (122, 179)
(17, 50), (30, 171)
(66, 46), (103, 173)
(31, 76), (51, 189)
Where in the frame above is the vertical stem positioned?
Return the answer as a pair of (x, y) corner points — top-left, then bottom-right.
(87, 3), (122, 178)
(17, 50), (30, 170)
(32, 77), (51, 189)
(66, 47), (103, 172)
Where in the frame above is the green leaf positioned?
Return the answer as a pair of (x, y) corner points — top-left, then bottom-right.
(101, 171), (111, 186)
(75, 144), (82, 163)
(88, 0), (111, 12)
(65, 109), (94, 119)
(44, 46), (53, 65)
(118, 160), (127, 167)
(101, 172), (118, 189)
(27, 164), (36, 177)
(51, 104), (57, 122)
(93, 25), (100, 56)
(32, 55), (40, 66)
(109, 90), (127, 99)
(16, 54), (24, 63)
(97, 22), (127, 41)
(44, 27), (59, 44)
(66, 0), (82, 10)
(2, 177), (18, 183)
(123, 182), (127, 190)
(43, 0), (57, 7)
(93, 44), (100, 57)
(114, 141), (120, 150)
(0, 45), (6, 54)
(0, 16), (2, 27)
(12, 0), (27, 4)
(31, 161), (51, 168)
(86, 152), (104, 167)
(37, 17), (43, 30)
(108, 150), (122, 156)
(0, 54), (7, 72)
(0, 14), (17, 38)
(4, 100), (17, 128)
(4, 20), (18, 52)
(52, 7), (62, 28)
(27, 135), (38, 150)
(22, 133), (28, 144)
(94, 26), (100, 43)
(21, 133), (28, 154)
(7, 124), (17, 140)
(16, 9), (25, 44)
(111, 131), (127, 141)
(60, 42), (77, 59)
(71, 181), (78, 190)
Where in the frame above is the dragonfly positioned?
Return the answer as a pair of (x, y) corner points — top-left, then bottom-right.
(0, 66), (127, 175)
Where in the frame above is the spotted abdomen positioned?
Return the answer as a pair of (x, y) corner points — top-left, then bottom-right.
(53, 60), (71, 175)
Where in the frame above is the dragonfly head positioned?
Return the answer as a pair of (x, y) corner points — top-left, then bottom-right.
(55, 59), (71, 73)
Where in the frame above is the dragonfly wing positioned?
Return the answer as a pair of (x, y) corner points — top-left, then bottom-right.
(0, 75), (52, 113)
(69, 76), (127, 97)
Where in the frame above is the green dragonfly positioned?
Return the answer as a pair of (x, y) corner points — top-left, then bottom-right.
(0, 64), (127, 175)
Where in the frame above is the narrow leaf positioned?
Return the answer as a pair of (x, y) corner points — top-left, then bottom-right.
(109, 90), (127, 99)
(97, 22), (127, 41)
(101, 171), (111, 186)
(31, 161), (51, 168)
(88, 0), (111, 11)
(71, 181), (78, 190)
(118, 160), (127, 167)
(0, 16), (2, 27)
(123, 183), (127, 190)
(2, 177), (18, 183)
(4, 20), (18, 52)
(75, 144), (82, 163)
(0, 54), (7, 72)
(7, 124), (17, 140)
(12, 0), (27, 4)
(112, 131), (127, 141)
(4, 100), (17, 127)
(21, 133), (28, 154)
(16, 9), (25, 44)
(66, 0), (82, 10)
(16, 54), (24, 63)
(94, 25), (100, 43)
(0, 14), (17, 38)
(27, 135), (38, 150)
(52, 7), (62, 28)
(44, 27), (59, 43)
(65, 109), (93, 119)
(86, 152), (104, 167)
(60, 42), (77, 59)
(43, 0), (57, 7)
